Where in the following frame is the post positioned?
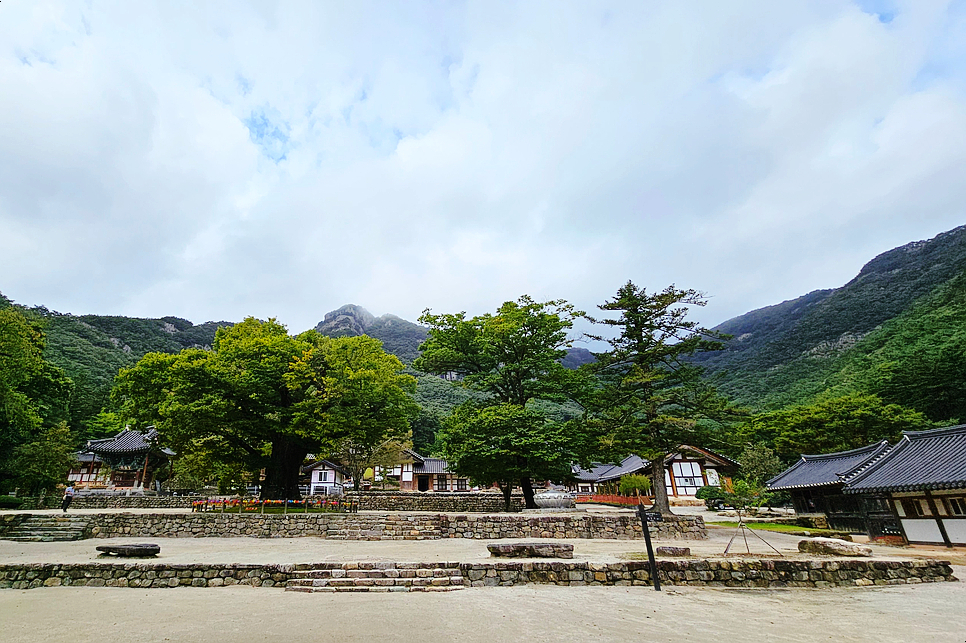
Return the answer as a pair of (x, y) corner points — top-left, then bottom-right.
(637, 504), (661, 592)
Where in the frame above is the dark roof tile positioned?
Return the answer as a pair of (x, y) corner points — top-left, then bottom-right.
(766, 441), (891, 491)
(845, 425), (966, 493)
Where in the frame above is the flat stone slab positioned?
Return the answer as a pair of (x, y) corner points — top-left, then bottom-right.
(95, 544), (161, 557)
(487, 543), (573, 559)
(656, 546), (690, 557)
(798, 537), (872, 557)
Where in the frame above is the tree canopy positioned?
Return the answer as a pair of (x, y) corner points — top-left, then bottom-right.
(584, 282), (732, 513)
(0, 307), (73, 492)
(113, 318), (417, 499)
(415, 296), (589, 507)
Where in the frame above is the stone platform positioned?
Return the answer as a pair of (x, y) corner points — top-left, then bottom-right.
(0, 558), (955, 591)
(487, 543), (574, 558)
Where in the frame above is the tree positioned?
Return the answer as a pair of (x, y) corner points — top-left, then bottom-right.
(585, 282), (732, 515)
(735, 392), (932, 460)
(10, 423), (76, 496)
(436, 403), (580, 511)
(414, 296), (588, 508)
(736, 443), (784, 484)
(113, 318), (417, 499)
(0, 308), (73, 492)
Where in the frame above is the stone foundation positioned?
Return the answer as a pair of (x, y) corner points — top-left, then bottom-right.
(12, 496), (198, 510)
(346, 491), (525, 513)
(77, 512), (706, 540)
(0, 558), (954, 591)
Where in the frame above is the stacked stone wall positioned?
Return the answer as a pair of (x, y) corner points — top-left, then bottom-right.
(13, 496), (197, 510)
(346, 491), (525, 512)
(79, 512), (706, 540)
(0, 514), (27, 537)
(0, 558), (954, 591)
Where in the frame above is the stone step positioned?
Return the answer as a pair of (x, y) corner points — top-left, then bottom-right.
(1, 516), (90, 542)
(285, 585), (464, 593)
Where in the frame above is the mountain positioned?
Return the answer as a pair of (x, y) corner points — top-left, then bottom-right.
(695, 225), (966, 417)
(315, 304), (428, 364)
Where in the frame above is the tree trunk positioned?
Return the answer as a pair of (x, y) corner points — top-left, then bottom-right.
(650, 454), (672, 515)
(500, 482), (513, 512)
(520, 477), (537, 509)
(260, 437), (306, 500)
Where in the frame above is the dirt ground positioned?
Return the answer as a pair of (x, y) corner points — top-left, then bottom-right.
(2, 582), (965, 643)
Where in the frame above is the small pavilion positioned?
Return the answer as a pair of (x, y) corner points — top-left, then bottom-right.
(81, 427), (175, 491)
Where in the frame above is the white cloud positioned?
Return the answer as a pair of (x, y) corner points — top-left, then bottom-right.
(1, 0), (964, 331)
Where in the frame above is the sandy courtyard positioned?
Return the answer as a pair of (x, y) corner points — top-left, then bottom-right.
(2, 581), (966, 643)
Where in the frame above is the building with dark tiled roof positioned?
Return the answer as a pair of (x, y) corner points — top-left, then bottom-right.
(569, 446), (738, 499)
(844, 425), (966, 546)
(71, 427), (175, 491)
(765, 440), (900, 537)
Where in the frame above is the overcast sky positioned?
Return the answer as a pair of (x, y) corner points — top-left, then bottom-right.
(1, 1), (964, 335)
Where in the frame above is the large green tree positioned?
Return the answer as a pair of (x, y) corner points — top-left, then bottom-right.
(735, 392), (933, 460)
(0, 307), (73, 492)
(585, 282), (732, 514)
(436, 403), (580, 511)
(113, 318), (416, 499)
(414, 296), (588, 507)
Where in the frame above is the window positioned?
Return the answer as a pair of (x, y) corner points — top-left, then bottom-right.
(318, 471), (328, 482)
(672, 461), (704, 496)
(434, 476), (448, 491)
(947, 497), (966, 516)
(456, 478), (468, 491)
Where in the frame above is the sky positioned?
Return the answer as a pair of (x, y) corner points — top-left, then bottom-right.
(1, 0), (965, 335)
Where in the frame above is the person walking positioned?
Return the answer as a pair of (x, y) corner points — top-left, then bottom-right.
(61, 483), (75, 512)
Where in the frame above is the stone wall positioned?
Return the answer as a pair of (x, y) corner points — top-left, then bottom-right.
(346, 491), (525, 512)
(0, 514), (26, 537)
(80, 512), (706, 540)
(0, 558), (954, 591)
(458, 558), (957, 588)
(13, 496), (197, 510)
(0, 563), (293, 589)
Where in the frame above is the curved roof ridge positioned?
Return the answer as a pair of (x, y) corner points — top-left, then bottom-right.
(800, 440), (890, 461)
(901, 423), (966, 439)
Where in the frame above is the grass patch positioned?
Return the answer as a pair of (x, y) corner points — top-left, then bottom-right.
(711, 522), (851, 539)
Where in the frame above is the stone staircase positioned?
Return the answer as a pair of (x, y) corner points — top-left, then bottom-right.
(285, 562), (466, 593)
(2, 515), (90, 542)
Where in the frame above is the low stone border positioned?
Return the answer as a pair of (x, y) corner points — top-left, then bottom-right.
(0, 558), (955, 590)
(0, 563), (293, 589)
(346, 491), (525, 513)
(11, 497), (198, 511)
(74, 512), (706, 541)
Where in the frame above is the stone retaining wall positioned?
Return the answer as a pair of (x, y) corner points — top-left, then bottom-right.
(12, 496), (197, 510)
(0, 563), (292, 589)
(0, 558), (954, 590)
(0, 514), (26, 537)
(81, 512), (706, 540)
(346, 491), (525, 512)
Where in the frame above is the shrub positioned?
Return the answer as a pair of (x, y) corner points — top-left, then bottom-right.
(619, 474), (652, 497)
(0, 496), (24, 509)
(695, 485), (729, 509)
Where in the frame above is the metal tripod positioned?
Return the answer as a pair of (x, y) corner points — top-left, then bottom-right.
(723, 511), (784, 556)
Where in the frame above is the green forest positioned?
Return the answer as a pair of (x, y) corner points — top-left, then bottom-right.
(3, 224), (966, 498)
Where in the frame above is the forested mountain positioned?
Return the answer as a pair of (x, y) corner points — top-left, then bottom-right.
(20, 307), (230, 435)
(695, 225), (966, 420)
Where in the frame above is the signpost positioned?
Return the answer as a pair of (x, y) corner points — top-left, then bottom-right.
(636, 504), (662, 592)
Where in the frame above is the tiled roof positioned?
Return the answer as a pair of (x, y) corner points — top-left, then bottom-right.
(845, 425), (966, 494)
(86, 428), (160, 455)
(766, 441), (891, 491)
(572, 455), (649, 483)
(414, 458), (451, 475)
(301, 459), (349, 476)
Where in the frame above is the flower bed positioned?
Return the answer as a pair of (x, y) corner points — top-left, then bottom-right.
(576, 494), (642, 507)
(191, 498), (357, 514)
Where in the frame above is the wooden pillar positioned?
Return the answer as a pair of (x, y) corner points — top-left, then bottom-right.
(667, 463), (678, 498)
(924, 490), (953, 548)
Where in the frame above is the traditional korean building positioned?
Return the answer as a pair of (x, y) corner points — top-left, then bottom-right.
(844, 425), (966, 547)
(79, 427), (175, 491)
(371, 450), (471, 492)
(302, 459), (349, 495)
(765, 440), (899, 537)
(569, 446), (738, 498)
